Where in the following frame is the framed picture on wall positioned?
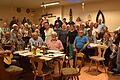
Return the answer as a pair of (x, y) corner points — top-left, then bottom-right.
(26, 8), (30, 14)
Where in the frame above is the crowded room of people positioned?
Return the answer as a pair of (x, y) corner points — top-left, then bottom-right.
(0, 0), (120, 80)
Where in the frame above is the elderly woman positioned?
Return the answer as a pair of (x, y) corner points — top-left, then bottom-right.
(46, 32), (64, 51)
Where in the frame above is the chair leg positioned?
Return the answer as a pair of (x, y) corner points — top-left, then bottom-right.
(71, 76), (73, 80)
(88, 60), (92, 71)
(67, 77), (70, 80)
(34, 75), (37, 80)
(102, 61), (107, 73)
(95, 61), (99, 72)
(50, 74), (53, 80)
(74, 76), (76, 80)
(43, 76), (45, 80)
(61, 76), (64, 80)
(76, 76), (79, 80)
(58, 60), (61, 74)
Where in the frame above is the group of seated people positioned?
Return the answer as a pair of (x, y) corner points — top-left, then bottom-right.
(0, 16), (120, 74)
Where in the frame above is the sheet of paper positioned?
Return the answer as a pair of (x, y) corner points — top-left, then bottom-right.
(13, 50), (29, 54)
(47, 50), (63, 54)
(39, 56), (52, 61)
(19, 52), (33, 56)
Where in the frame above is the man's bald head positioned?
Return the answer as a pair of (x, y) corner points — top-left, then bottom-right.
(32, 32), (38, 40)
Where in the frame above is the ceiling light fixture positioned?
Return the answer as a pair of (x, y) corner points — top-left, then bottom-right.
(82, 0), (85, 12)
(41, 2), (60, 7)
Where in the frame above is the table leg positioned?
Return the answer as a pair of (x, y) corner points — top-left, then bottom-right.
(37, 60), (43, 75)
(58, 60), (61, 74)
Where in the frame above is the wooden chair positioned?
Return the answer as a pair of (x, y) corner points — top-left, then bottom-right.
(0, 55), (23, 80)
(76, 52), (84, 67)
(61, 52), (82, 80)
(30, 56), (53, 80)
(88, 44), (108, 72)
(0, 55), (10, 80)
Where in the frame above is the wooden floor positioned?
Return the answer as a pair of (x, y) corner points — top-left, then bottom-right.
(53, 66), (120, 80)
(52, 60), (120, 80)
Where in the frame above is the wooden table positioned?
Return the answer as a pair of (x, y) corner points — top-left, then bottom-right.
(89, 43), (108, 55)
(14, 50), (65, 75)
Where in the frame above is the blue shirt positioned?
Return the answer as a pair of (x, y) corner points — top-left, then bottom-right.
(75, 36), (88, 50)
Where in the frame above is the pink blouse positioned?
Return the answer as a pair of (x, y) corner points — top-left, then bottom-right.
(46, 40), (64, 51)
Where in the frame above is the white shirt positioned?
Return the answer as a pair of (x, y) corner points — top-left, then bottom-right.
(44, 28), (54, 42)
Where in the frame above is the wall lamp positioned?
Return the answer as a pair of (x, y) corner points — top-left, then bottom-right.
(41, 2), (60, 7)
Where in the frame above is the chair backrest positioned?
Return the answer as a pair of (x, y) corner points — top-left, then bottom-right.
(62, 53), (81, 73)
(62, 55), (70, 68)
(97, 45), (108, 57)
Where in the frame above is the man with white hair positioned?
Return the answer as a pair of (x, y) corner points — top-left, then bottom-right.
(29, 32), (43, 47)
(74, 30), (89, 52)
(46, 32), (64, 51)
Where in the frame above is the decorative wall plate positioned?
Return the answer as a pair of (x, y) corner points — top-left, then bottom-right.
(16, 8), (21, 13)
(26, 8), (30, 13)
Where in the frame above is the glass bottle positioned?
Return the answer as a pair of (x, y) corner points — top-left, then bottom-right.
(33, 46), (36, 55)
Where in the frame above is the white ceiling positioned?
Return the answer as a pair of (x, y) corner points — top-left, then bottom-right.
(0, 0), (105, 9)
